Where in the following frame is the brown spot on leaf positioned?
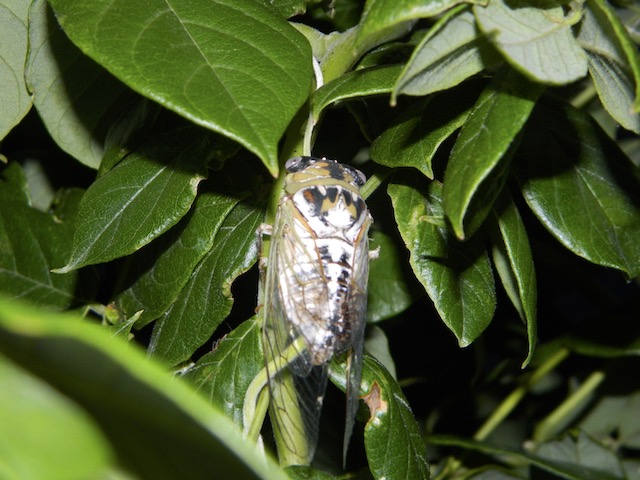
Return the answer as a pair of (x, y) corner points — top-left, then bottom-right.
(363, 381), (388, 425)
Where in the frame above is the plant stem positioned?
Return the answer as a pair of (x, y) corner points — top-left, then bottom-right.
(533, 369), (606, 442)
(474, 348), (570, 441)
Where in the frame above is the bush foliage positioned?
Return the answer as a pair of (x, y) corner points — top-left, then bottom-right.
(1, 0), (640, 479)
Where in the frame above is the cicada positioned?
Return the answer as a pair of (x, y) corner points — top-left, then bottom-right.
(261, 156), (372, 466)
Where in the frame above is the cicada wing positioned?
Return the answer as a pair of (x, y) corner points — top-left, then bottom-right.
(262, 204), (329, 465)
(342, 214), (372, 463)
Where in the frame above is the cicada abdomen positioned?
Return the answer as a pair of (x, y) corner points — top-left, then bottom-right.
(262, 156), (372, 466)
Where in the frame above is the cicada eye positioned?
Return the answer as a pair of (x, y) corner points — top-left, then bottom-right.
(285, 156), (317, 173)
(344, 166), (367, 186)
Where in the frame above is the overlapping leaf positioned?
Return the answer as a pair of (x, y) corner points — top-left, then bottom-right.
(356, 0), (471, 54)
(474, 0), (588, 85)
(393, 8), (500, 100)
(443, 68), (543, 239)
(148, 201), (262, 366)
(516, 103), (640, 278)
(26, 0), (134, 169)
(0, 0), (31, 140)
(388, 174), (495, 347)
(0, 355), (113, 479)
(577, 0), (640, 133)
(491, 192), (537, 367)
(114, 185), (243, 327)
(0, 298), (286, 480)
(371, 84), (480, 179)
(0, 164), (79, 309)
(56, 127), (211, 272)
(330, 354), (430, 480)
(183, 318), (263, 427)
(47, 0), (314, 176)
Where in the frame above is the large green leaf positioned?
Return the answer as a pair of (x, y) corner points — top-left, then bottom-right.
(183, 317), (263, 427)
(47, 0), (314, 177)
(0, 0), (31, 141)
(56, 127), (211, 272)
(0, 164), (78, 309)
(474, 0), (588, 85)
(0, 355), (113, 480)
(490, 192), (537, 367)
(0, 297), (287, 480)
(148, 200), (262, 366)
(114, 183), (243, 327)
(577, 0), (640, 133)
(26, 0), (133, 169)
(330, 354), (430, 480)
(393, 8), (500, 100)
(516, 103), (640, 278)
(443, 68), (543, 239)
(370, 85), (479, 179)
(388, 174), (495, 347)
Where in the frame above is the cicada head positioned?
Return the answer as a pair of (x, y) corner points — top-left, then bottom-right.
(284, 156), (366, 193)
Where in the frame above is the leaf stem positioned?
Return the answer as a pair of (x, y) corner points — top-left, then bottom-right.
(473, 347), (570, 441)
(533, 368), (606, 442)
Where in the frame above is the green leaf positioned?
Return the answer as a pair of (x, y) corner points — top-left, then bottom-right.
(516, 102), (640, 277)
(330, 354), (430, 480)
(0, 297), (287, 480)
(114, 184), (243, 327)
(0, 165), (78, 309)
(427, 434), (624, 480)
(148, 200), (262, 366)
(367, 230), (416, 323)
(490, 192), (537, 367)
(0, 355), (113, 480)
(474, 0), (588, 85)
(311, 64), (403, 121)
(580, 393), (640, 449)
(370, 85), (479, 179)
(577, 0), (640, 133)
(535, 432), (626, 480)
(26, 0), (134, 169)
(182, 317), (263, 427)
(47, 0), (314, 177)
(364, 326), (397, 379)
(393, 8), (500, 100)
(356, 0), (473, 55)
(388, 174), (496, 347)
(0, 0), (31, 140)
(56, 127), (210, 272)
(443, 68), (543, 239)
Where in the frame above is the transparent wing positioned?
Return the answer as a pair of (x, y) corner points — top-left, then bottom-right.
(341, 214), (371, 463)
(262, 201), (329, 465)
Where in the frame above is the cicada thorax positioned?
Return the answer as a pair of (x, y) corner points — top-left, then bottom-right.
(280, 159), (370, 366)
